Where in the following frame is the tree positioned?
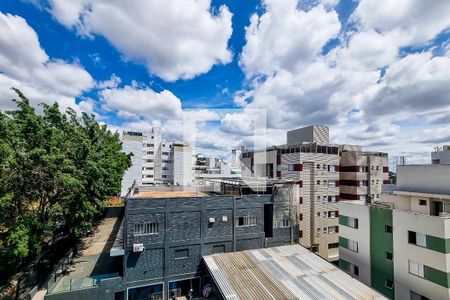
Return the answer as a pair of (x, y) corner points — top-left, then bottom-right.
(0, 89), (131, 276)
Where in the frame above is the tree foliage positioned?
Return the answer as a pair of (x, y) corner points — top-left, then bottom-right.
(0, 89), (131, 271)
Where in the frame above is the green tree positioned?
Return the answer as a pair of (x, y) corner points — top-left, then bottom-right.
(0, 89), (131, 275)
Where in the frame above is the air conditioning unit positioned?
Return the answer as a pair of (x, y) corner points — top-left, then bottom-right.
(133, 243), (144, 252)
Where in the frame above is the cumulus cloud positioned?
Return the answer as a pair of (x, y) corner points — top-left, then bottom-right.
(99, 84), (183, 120)
(361, 52), (450, 120)
(46, 0), (233, 82)
(240, 0), (340, 77)
(0, 12), (94, 112)
(352, 0), (450, 46)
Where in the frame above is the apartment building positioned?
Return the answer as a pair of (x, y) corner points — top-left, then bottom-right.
(339, 164), (450, 300)
(432, 145), (450, 165)
(120, 128), (193, 196)
(241, 126), (341, 262)
(340, 147), (390, 203)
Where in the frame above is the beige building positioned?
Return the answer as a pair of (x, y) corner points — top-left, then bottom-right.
(340, 148), (389, 203)
(240, 125), (389, 262)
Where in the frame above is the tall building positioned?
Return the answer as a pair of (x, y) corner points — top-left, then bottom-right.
(339, 164), (450, 300)
(240, 125), (389, 262)
(120, 128), (193, 196)
(340, 147), (389, 203)
(432, 145), (450, 164)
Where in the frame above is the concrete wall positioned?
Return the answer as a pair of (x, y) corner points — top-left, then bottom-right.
(121, 134), (143, 196)
(339, 201), (371, 285)
(397, 165), (450, 195)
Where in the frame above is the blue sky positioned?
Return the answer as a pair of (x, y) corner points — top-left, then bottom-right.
(1, 0), (450, 163)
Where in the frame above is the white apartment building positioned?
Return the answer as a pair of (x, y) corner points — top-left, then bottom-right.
(339, 164), (450, 300)
(120, 128), (193, 196)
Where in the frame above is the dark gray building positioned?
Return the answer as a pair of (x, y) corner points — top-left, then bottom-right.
(45, 188), (298, 300)
(123, 193), (297, 300)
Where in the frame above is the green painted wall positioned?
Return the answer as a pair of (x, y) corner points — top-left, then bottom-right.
(339, 236), (348, 249)
(339, 215), (349, 226)
(370, 206), (394, 299)
(424, 265), (450, 288)
(426, 235), (450, 254)
(339, 258), (350, 272)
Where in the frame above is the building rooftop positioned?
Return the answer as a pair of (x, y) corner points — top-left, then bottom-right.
(131, 190), (207, 198)
(204, 244), (386, 300)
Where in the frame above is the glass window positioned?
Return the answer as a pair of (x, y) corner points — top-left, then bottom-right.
(409, 260), (424, 277)
(419, 199), (427, 206)
(348, 240), (358, 252)
(236, 216), (257, 227)
(385, 252), (393, 260)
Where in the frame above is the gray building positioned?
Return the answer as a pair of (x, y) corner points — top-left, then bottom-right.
(45, 187), (298, 300)
(431, 145), (450, 165)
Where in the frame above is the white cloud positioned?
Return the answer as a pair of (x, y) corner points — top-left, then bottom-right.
(236, 0), (450, 162)
(0, 12), (94, 112)
(240, 0), (340, 77)
(47, 0), (233, 82)
(361, 52), (450, 120)
(99, 84), (183, 120)
(352, 0), (450, 46)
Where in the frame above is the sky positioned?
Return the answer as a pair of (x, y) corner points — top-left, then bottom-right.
(1, 0), (450, 165)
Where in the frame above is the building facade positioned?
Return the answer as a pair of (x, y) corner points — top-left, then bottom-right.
(340, 148), (389, 203)
(339, 164), (450, 300)
(432, 145), (450, 165)
(122, 192), (298, 300)
(240, 125), (389, 262)
(120, 128), (193, 196)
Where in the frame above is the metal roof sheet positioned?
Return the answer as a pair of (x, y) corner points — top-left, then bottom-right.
(204, 244), (386, 300)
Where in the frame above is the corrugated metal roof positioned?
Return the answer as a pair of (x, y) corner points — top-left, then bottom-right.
(204, 245), (386, 300)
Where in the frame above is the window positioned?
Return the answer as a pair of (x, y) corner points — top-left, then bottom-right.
(175, 248), (189, 260)
(328, 181), (336, 187)
(329, 165), (337, 172)
(385, 225), (393, 233)
(146, 151), (154, 155)
(348, 240), (358, 252)
(328, 196), (336, 203)
(371, 166), (375, 170)
(384, 279), (394, 289)
(317, 212), (320, 217)
(237, 216), (257, 227)
(280, 218), (290, 228)
(409, 260), (424, 277)
(146, 143), (154, 147)
(134, 222), (159, 235)
(317, 180), (321, 185)
(316, 228), (321, 236)
(419, 199), (427, 206)
(162, 151), (170, 155)
(317, 164), (321, 169)
(328, 226), (338, 234)
(328, 211), (338, 218)
(410, 290), (430, 300)
(328, 243), (339, 249)
(359, 195), (367, 201)
(317, 196), (321, 202)
(145, 159), (154, 162)
(408, 231), (426, 247)
(385, 252), (393, 260)
(376, 166), (380, 170)
(347, 217), (358, 229)
(323, 164), (327, 170)
(288, 164), (294, 171)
